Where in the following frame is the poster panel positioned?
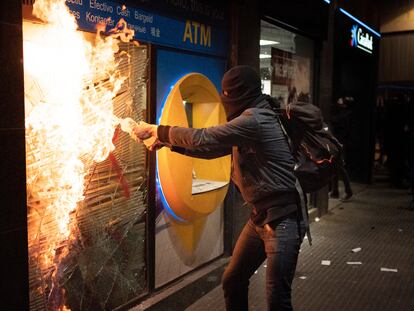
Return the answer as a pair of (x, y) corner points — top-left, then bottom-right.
(271, 47), (311, 104)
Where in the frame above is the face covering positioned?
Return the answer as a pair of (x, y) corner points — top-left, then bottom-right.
(220, 65), (264, 121)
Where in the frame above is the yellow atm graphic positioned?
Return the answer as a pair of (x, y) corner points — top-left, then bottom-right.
(158, 73), (231, 221)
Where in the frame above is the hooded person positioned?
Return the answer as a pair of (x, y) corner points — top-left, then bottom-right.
(220, 65), (267, 120)
(132, 65), (306, 311)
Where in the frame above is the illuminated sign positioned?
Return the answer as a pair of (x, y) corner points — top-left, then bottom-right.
(65, 0), (227, 57)
(350, 24), (373, 54)
(183, 20), (211, 47)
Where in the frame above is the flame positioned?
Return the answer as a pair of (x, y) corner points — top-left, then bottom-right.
(24, 0), (135, 308)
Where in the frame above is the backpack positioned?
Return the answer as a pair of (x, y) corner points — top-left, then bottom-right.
(268, 98), (343, 193)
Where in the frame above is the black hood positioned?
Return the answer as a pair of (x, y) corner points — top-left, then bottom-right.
(220, 65), (265, 120)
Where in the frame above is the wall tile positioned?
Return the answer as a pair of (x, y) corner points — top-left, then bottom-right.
(0, 228), (29, 310)
(0, 22), (25, 129)
(0, 0), (22, 26)
(0, 129), (27, 233)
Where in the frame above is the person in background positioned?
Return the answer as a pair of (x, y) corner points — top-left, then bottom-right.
(330, 97), (353, 202)
(131, 66), (307, 311)
(374, 95), (386, 168)
(385, 94), (408, 188)
(287, 86), (298, 104)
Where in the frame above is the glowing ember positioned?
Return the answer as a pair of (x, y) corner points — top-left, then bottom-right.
(24, 0), (136, 308)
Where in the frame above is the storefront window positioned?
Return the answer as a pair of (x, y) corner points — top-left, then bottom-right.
(24, 21), (149, 309)
(260, 20), (314, 105)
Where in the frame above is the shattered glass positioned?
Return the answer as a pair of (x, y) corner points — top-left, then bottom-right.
(27, 42), (149, 310)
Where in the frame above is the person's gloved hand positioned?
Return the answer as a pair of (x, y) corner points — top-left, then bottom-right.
(119, 118), (170, 152)
(120, 117), (139, 141)
(133, 121), (158, 143)
(146, 139), (169, 151)
(119, 118), (160, 148)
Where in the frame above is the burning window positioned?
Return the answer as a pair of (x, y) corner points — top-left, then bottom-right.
(23, 0), (148, 310)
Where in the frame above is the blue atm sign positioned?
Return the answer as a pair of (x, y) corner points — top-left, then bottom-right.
(65, 0), (227, 57)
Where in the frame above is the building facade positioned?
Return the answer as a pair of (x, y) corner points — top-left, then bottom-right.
(1, 0), (381, 310)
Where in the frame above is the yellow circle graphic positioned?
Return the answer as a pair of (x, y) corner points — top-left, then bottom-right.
(157, 73), (231, 222)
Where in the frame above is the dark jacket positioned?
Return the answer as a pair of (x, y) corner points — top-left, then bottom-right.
(157, 99), (298, 225)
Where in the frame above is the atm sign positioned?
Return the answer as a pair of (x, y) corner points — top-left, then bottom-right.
(183, 20), (211, 47)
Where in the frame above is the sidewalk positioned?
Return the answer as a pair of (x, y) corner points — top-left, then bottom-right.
(186, 183), (414, 311)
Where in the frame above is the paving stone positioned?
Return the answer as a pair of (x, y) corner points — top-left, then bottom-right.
(186, 183), (414, 311)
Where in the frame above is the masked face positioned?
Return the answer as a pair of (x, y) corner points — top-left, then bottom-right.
(220, 66), (262, 120)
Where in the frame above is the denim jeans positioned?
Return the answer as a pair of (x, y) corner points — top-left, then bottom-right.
(331, 156), (352, 195)
(222, 214), (305, 311)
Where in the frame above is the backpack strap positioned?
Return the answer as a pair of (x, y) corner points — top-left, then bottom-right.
(295, 179), (312, 246)
(276, 116), (312, 246)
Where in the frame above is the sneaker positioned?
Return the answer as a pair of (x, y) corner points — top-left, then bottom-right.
(340, 192), (353, 202)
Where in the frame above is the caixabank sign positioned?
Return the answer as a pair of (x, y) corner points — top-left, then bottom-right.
(350, 24), (373, 54)
(337, 8), (380, 56)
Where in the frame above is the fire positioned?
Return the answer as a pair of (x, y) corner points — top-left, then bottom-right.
(24, 0), (135, 308)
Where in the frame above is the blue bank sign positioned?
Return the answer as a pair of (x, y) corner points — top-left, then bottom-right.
(65, 0), (228, 57)
(350, 24), (373, 54)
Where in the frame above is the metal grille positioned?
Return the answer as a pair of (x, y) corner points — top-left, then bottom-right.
(27, 41), (149, 311)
